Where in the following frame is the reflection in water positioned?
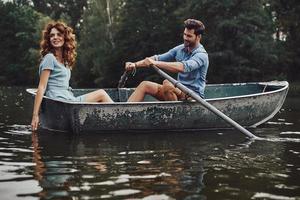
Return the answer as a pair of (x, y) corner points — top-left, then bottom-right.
(28, 128), (300, 199)
(32, 131), (73, 199)
(0, 87), (300, 199)
(30, 131), (211, 199)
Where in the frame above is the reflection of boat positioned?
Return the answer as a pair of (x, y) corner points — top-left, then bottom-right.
(31, 130), (211, 199)
(26, 81), (289, 133)
(31, 129), (270, 199)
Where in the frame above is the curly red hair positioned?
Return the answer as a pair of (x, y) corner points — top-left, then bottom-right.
(40, 21), (77, 68)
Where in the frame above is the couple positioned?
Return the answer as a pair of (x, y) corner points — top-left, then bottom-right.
(31, 19), (209, 130)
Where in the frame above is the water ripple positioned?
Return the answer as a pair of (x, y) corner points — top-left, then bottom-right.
(143, 194), (175, 200)
(109, 189), (141, 196)
(280, 131), (300, 135)
(257, 137), (300, 143)
(118, 150), (156, 155)
(252, 192), (299, 200)
(266, 122), (294, 126)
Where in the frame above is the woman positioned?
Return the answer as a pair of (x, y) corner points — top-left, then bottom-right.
(31, 21), (113, 131)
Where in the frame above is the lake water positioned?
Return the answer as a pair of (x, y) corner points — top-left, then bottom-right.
(0, 86), (300, 200)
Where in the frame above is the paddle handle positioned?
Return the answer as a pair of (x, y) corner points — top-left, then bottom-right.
(151, 65), (259, 139)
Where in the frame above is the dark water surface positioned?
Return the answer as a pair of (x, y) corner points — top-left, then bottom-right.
(0, 86), (300, 200)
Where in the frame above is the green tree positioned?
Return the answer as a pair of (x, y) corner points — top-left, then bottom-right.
(270, 0), (300, 81)
(179, 0), (279, 83)
(75, 0), (186, 88)
(11, 0), (87, 34)
(73, 0), (121, 87)
(31, 0), (87, 32)
(0, 1), (50, 85)
(111, 0), (185, 86)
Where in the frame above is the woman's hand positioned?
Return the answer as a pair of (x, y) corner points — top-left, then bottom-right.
(30, 69), (50, 131)
(31, 114), (39, 131)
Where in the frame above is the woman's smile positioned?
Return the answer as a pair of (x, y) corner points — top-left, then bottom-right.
(50, 28), (64, 48)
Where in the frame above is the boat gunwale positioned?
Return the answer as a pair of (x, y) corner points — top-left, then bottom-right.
(26, 81), (289, 105)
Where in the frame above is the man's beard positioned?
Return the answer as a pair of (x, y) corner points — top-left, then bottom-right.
(184, 40), (195, 48)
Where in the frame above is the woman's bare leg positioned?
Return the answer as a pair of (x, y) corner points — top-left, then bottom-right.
(84, 89), (113, 103)
(127, 81), (163, 102)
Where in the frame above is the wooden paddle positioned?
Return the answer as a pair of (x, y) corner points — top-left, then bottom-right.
(151, 65), (260, 139)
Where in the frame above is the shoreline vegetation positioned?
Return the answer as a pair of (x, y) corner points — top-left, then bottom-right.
(1, 0), (300, 87)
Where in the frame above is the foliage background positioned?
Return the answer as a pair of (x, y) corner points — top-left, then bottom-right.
(0, 0), (299, 87)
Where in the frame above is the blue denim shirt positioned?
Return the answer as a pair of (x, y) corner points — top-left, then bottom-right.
(155, 44), (209, 98)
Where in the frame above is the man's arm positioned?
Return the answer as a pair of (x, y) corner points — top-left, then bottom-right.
(136, 56), (156, 67)
(145, 58), (184, 73)
(150, 51), (208, 73)
(125, 56), (156, 71)
(125, 46), (179, 71)
(126, 57), (184, 73)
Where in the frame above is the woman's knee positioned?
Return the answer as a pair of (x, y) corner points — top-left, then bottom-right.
(97, 89), (105, 94)
(96, 89), (113, 102)
(96, 89), (108, 98)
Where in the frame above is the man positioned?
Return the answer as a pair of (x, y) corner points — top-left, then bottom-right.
(125, 19), (209, 102)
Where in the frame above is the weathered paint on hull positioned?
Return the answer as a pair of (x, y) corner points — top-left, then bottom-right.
(27, 81), (289, 133)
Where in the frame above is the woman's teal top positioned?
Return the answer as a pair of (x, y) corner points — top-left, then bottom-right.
(39, 53), (85, 102)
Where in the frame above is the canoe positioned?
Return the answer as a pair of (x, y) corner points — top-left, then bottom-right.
(26, 81), (289, 133)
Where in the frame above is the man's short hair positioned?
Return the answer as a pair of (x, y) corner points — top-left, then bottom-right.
(184, 19), (205, 35)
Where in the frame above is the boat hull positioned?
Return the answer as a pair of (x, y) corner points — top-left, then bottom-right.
(27, 81), (289, 133)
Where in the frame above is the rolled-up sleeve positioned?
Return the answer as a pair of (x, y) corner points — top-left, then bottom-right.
(156, 46), (178, 62)
(181, 53), (207, 73)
